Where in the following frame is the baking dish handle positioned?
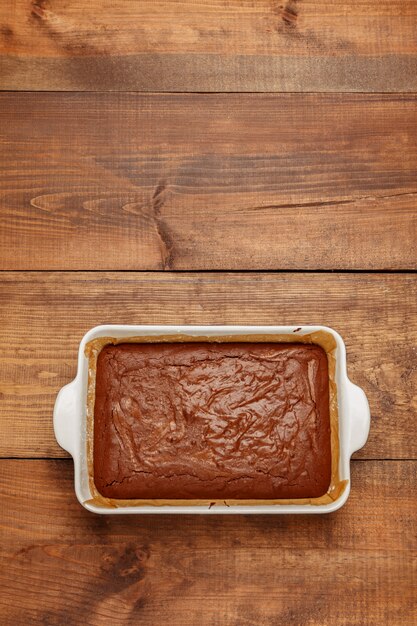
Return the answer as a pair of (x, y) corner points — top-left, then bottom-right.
(53, 379), (78, 458)
(347, 380), (371, 456)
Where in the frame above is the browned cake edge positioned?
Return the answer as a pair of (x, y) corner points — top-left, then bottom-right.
(84, 332), (344, 509)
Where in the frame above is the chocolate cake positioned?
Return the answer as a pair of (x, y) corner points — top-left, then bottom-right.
(93, 342), (331, 499)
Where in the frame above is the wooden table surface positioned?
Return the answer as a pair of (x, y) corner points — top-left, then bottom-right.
(1, 2), (416, 625)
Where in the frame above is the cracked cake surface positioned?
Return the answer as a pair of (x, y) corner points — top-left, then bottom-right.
(93, 342), (331, 499)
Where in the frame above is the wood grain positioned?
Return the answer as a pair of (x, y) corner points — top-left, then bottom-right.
(0, 272), (416, 460)
(2, 3), (415, 623)
(1, 1), (417, 91)
(1, 93), (416, 271)
(0, 459), (415, 625)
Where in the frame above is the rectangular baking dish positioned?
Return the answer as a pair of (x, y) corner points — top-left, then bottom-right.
(53, 325), (370, 514)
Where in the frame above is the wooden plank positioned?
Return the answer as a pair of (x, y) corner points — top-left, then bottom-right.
(0, 272), (416, 460)
(0, 459), (415, 625)
(1, 93), (416, 271)
(1, 1), (417, 91)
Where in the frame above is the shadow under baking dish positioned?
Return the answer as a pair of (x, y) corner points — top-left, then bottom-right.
(84, 331), (346, 510)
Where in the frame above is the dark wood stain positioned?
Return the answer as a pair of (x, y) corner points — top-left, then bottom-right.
(99, 543), (150, 593)
(31, 1), (49, 20)
(132, 597), (147, 611)
(14, 544), (37, 558)
(0, 25), (13, 38)
(280, 0), (299, 27)
(151, 182), (175, 270)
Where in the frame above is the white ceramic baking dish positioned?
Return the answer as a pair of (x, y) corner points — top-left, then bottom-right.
(54, 325), (370, 514)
